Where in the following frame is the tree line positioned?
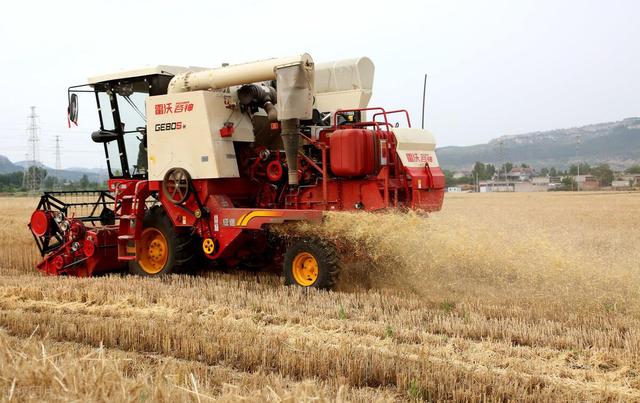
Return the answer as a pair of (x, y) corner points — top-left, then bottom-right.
(444, 161), (639, 188)
(0, 167), (104, 193)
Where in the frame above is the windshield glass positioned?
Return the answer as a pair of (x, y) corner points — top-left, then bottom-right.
(116, 91), (147, 133)
(105, 141), (123, 176)
(123, 131), (146, 175)
(97, 92), (115, 131)
(116, 91), (148, 175)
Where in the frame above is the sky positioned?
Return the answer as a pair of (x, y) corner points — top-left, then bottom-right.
(0, 0), (638, 169)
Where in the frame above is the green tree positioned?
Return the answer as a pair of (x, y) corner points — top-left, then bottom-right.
(486, 164), (496, 179)
(561, 176), (576, 191)
(0, 171), (24, 192)
(472, 162), (486, 180)
(501, 162), (513, 175)
(568, 164), (577, 175)
(471, 162), (496, 181)
(443, 170), (456, 187)
(569, 163), (591, 176)
(43, 176), (58, 190)
(549, 167), (557, 177)
(540, 167), (549, 176)
(520, 163), (530, 168)
(624, 165), (640, 174)
(592, 164), (614, 186)
(79, 174), (90, 189)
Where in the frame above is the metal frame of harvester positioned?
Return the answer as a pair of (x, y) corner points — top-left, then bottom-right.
(28, 54), (445, 289)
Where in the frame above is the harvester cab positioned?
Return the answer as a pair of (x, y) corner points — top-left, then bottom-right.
(29, 54), (445, 289)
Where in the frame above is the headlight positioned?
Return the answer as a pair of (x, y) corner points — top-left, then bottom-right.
(54, 212), (64, 223)
(59, 220), (70, 232)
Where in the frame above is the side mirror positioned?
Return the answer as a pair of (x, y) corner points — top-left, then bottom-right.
(91, 130), (119, 143)
(68, 93), (79, 125)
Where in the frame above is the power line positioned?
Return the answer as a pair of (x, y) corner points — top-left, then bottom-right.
(22, 106), (44, 193)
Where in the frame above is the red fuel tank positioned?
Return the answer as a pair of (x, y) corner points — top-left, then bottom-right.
(329, 128), (379, 177)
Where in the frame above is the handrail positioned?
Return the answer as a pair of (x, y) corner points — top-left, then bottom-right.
(373, 109), (411, 128)
(336, 121), (388, 133)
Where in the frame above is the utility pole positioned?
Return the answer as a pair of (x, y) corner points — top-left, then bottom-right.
(54, 135), (62, 171)
(497, 140), (506, 191)
(421, 74), (427, 130)
(54, 135), (62, 190)
(22, 106), (43, 193)
(575, 133), (581, 192)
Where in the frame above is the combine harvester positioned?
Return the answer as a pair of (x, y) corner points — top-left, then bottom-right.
(28, 54), (445, 289)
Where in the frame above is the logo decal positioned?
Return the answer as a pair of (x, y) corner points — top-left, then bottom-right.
(155, 122), (185, 131)
(406, 152), (433, 163)
(154, 101), (194, 115)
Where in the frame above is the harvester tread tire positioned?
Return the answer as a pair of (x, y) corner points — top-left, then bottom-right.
(129, 206), (195, 276)
(283, 239), (341, 290)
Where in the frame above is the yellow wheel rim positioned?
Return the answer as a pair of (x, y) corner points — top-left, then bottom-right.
(137, 228), (168, 274)
(202, 238), (216, 255)
(292, 252), (319, 286)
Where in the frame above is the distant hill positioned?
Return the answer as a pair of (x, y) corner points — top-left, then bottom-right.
(0, 155), (20, 174)
(4, 116), (640, 177)
(4, 159), (108, 182)
(437, 117), (640, 171)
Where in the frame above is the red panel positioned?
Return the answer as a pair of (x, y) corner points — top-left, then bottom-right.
(405, 166), (446, 191)
(404, 166), (445, 212)
(330, 129), (378, 177)
(429, 167), (446, 189)
(413, 189), (445, 211)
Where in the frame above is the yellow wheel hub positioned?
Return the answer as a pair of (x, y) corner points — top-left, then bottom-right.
(292, 252), (319, 286)
(137, 228), (168, 274)
(202, 238), (216, 255)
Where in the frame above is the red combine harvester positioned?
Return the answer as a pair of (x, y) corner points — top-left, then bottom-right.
(29, 55), (445, 289)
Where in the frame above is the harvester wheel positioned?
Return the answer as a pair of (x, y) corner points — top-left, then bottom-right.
(129, 206), (195, 276)
(283, 239), (340, 289)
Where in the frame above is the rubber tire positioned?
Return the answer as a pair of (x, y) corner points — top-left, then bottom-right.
(283, 239), (341, 290)
(128, 206), (195, 276)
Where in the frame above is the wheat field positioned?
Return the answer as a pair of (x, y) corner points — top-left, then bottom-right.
(0, 192), (639, 402)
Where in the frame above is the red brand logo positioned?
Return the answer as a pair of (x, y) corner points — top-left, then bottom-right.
(155, 102), (194, 115)
(406, 153), (433, 163)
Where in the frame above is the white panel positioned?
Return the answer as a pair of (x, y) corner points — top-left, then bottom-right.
(393, 128), (440, 168)
(314, 90), (372, 115)
(312, 57), (375, 116)
(146, 90), (254, 181)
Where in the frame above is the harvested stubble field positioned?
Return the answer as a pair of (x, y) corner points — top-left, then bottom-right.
(0, 192), (639, 402)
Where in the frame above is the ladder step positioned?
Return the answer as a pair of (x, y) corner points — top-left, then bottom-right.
(118, 234), (135, 241)
(118, 255), (136, 261)
(121, 195), (135, 200)
(119, 215), (136, 220)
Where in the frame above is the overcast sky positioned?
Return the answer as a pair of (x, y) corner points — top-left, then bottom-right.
(1, 0), (638, 169)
